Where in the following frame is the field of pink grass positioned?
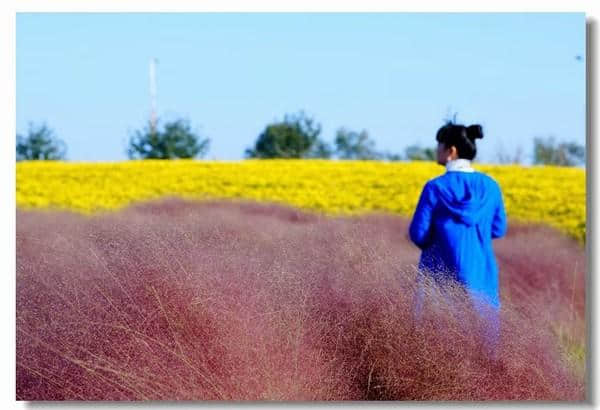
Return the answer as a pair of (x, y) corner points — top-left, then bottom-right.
(16, 198), (585, 400)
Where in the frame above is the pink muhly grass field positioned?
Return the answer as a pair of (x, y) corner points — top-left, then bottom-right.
(16, 198), (585, 401)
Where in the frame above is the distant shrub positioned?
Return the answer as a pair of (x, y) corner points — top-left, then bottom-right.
(533, 137), (585, 166)
(16, 122), (67, 161)
(127, 118), (210, 160)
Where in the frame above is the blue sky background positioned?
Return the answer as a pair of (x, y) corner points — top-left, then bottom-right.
(16, 13), (585, 163)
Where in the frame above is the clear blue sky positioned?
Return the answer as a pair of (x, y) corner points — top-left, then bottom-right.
(16, 13), (585, 163)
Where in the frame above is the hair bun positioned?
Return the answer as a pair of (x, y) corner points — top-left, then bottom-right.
(466, 124), (483, 140)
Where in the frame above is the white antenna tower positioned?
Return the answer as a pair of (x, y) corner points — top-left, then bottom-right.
(149, 57), (158, 133)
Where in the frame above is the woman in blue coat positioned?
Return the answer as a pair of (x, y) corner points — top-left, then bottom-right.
(409, 122), (507, 350)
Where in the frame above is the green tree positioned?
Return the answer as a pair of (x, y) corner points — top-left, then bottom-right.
(404, 144), (436, 161)
(334, 128), (379, 160)
(533, 137), (585, 166)
(306, 139), (333, 159)
(387, 153), (403, 161)
(16, 123), (67, 161)
(245, 111), (326, 158)
(380, 151), (403, 161)
(127, 119), (209, 159)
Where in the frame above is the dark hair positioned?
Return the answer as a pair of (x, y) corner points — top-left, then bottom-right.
(435, 122), (483, 160)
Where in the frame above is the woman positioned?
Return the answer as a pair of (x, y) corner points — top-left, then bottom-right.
(409, 122), (507, 351)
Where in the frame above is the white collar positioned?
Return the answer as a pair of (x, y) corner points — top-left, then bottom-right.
(446, 158), (474, 173)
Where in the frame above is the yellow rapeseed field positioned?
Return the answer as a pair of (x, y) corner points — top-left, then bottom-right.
(16, 159), (585, 244)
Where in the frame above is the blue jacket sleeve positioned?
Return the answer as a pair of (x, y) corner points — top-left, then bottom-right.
(409, 182), (437, 250)
(492, 188), (507, 239)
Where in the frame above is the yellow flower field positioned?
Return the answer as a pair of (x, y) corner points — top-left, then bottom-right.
(16, 159), (586, 244)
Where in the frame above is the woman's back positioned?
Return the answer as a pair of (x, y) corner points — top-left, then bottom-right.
(409, 170), (507, 307)
(410, 122), (507, 354)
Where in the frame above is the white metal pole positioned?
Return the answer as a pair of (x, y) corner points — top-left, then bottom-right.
(150, 58), (157, 134)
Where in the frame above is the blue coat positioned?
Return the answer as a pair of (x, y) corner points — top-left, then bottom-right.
(409, 170), (507, 308)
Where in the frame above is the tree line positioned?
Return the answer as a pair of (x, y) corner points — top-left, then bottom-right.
(16, 111), (585, 166)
